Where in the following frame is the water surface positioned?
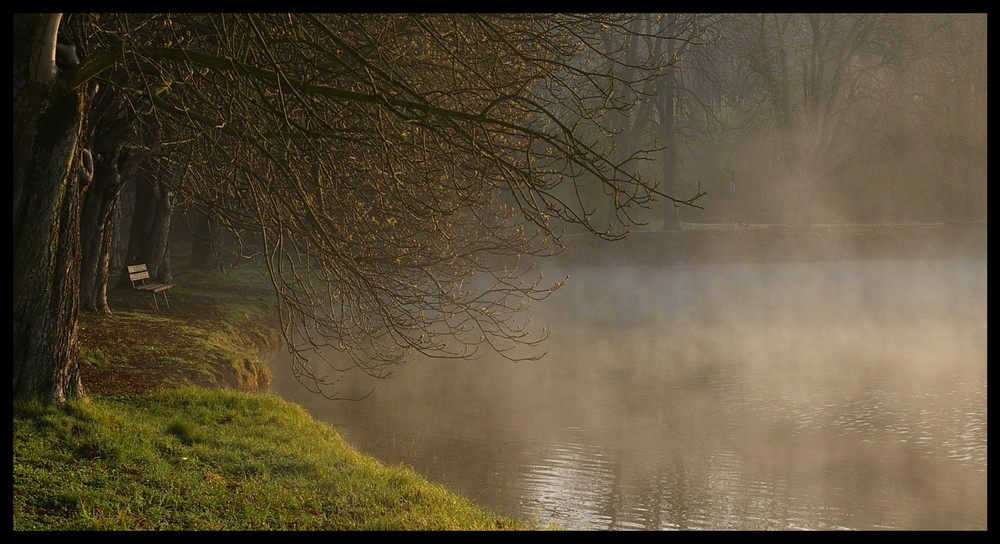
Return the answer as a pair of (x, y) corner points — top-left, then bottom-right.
(269, 258), (987, 530)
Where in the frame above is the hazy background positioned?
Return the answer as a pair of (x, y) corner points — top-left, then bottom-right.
(262, 12), (988, 531)
(270, 255), (987, 530)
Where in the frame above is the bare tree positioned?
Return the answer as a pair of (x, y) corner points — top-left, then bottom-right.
(723, 13), (894, 225)
(918, 14), (987, 222)
(78, 78), (135, 314)
(650, 14), (720, 229)
(14, 13), (701, 404)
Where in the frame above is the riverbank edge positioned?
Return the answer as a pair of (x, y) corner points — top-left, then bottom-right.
(15, 222), (985, 529)
(14, 267), (540, 530)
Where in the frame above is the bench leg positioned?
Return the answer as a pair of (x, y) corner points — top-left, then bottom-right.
(150, 291), (170, 310)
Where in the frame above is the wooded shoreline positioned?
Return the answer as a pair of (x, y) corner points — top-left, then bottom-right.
(558, 222), (987, 266)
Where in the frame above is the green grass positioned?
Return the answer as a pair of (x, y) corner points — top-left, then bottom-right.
(78, 346), (127, 367)
(18, 262), (541, 530)
(14, 388), (534, 530)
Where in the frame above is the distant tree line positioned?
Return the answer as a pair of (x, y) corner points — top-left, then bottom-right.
(635, 13), (986, 227)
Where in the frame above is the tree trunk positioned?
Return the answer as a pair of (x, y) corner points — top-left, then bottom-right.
(13, 14), (88, 404)
(190, 207), (226, 272)
(149, 183), (175, 283)
(124, 167), (175, 284)
(79, 134), (128, 313)
(113, 179), (136, 291)
(659, 36), (680, 231)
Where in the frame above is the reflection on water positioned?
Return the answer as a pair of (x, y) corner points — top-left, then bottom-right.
(268, 259), (987, 530)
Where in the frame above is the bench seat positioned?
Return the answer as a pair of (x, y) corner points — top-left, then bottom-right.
(127, 264), (174, 310)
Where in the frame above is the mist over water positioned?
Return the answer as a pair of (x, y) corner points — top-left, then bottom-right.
(268, 257), (987, 530)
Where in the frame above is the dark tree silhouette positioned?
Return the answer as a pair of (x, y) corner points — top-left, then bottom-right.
(14, 13), (701, 403)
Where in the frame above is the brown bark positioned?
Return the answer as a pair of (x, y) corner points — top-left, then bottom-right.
(13, 14), (88, 404)
(189, 208), (226, 272)
(124, 166), (175, 284)
(79, 124), (129, 313)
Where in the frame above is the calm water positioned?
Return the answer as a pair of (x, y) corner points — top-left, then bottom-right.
(268, 258), (987, 530)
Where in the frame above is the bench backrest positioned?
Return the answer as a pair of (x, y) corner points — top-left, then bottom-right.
(127, 264), (151, 286)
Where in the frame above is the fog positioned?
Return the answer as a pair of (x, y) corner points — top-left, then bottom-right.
(270, 254), (987, 530)
(266, 13), (987, 531)
(576, 13), (988, 231)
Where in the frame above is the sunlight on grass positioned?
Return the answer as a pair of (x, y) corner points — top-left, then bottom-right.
(18, 262), (544, 530)
(14, 388), (536, 530)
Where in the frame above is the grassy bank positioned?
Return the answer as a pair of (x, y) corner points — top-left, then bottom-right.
(13, 389), (529, 530)
(13, 264), (536, 530)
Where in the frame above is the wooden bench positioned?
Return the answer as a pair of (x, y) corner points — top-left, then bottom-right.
(127, 264), (174, 310)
